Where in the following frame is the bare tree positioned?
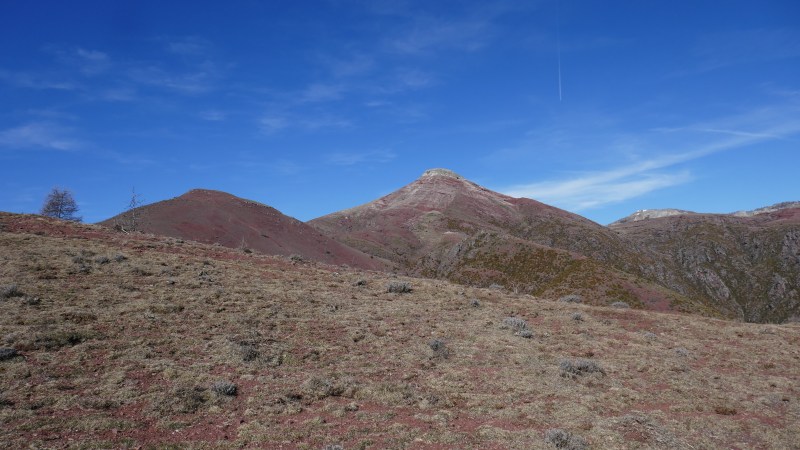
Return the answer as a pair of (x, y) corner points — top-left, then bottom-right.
(41, 188), (81, 222)
(115, 188), (144, 233)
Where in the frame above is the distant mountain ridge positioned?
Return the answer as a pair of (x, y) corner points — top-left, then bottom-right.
(311, 169), (799, 322)
(310, 169), (700, 314)
(93, 172), (799, 323)
(611, 201), (800, 225)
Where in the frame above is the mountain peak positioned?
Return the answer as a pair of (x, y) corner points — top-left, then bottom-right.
(421, 168), (462, 179)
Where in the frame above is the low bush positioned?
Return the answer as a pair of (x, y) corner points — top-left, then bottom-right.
(0, 347), (20, 361)
(559, 358), (605, 378)
(544, 428), (589, 449)
(503, 317), (533, 338)
(559, 294), (583, 303)
(610, 301), (630, 309)
(211, 381), (237, 396)
(0, 284), (23, 299)
(387, 281), (412, 293)
(428, 338), (450, 359)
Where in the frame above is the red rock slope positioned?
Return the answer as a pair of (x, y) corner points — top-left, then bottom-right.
(309, 169), (699, 313)
(99, 189), (388, 271)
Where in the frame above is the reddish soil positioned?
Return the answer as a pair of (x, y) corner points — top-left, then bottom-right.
(99, 189), (389, 271)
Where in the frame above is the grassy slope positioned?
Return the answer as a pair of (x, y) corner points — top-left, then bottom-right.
(1, 213), (799, 449)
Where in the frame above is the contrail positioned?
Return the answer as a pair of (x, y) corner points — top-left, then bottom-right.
(557, 0), (562, 101)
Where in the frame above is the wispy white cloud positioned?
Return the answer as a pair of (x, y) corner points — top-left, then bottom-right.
(258, 113), (352, 134)
(388, 18), (491, 54)
(0, 69), (79, 90)
(164, 36), (213, 56)
(48, 46), (111, 75)
(505, 166), (693, 210)
(299, 83), (346, 103)
(327, 149), (396, 166)
(500, 106), (800, 210)
(321, 53), (375, 78)
(99, 87), (137, 102)
(128, 64), (217, 94)
(669, 28), (800, 77)
(259, 115), (290, 134)
(0, 122), (81, 151)
(199, 110), (227, 121)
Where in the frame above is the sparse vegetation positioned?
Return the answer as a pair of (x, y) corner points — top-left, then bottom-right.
(387, 281), (412, 293)
(0, 211), (798, 448)
(502, 316), (533, 338)
(559, 294), (583, 303)
(0, 284), (22, 299)
(0, 347), (19, 361)
(211, 381), (237, 396)
(610, 301), (630, 309)
(559, 358), (605, 378)
(428, 338), (450, 359)
(544, 428), (589, 449)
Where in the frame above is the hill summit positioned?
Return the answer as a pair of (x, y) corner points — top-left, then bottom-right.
(100, 189), (387, 270)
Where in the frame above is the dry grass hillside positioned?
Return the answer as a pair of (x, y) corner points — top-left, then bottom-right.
(1, 212), (799, 449)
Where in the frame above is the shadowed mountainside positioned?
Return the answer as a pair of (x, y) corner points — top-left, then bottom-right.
(99, 189), (388, 271)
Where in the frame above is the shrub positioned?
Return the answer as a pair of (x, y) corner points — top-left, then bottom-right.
(714, 405), (737, 415)
(0, 284), (22, 299)
(211, 381), (237, 396)
(237, 343), (260, 362)
(544, 428), (589, 449)
(301, 377), (356, 401)
(387, 281), (412, 293)
(610, 301), (630, 309)
(559, 358), (605, 378)
(674, 347), (690, 357)
(503, 317), (533, 338)
(571, 312), (584, 322)
(114, 254), (127, 263)
(0, 347), (20, 361)
(642, 331), (657, 340)
(470, 299), (481, 308)
(33, 330), (94, 350)
(323, 445), (344, 450)
(559, 294), (583, 303)
(428, 339), (450, 359)
(95, 256), (111, 265)
(169, 386), (208, 413)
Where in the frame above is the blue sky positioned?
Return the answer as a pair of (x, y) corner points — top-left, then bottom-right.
(1, 0), (798, 224)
